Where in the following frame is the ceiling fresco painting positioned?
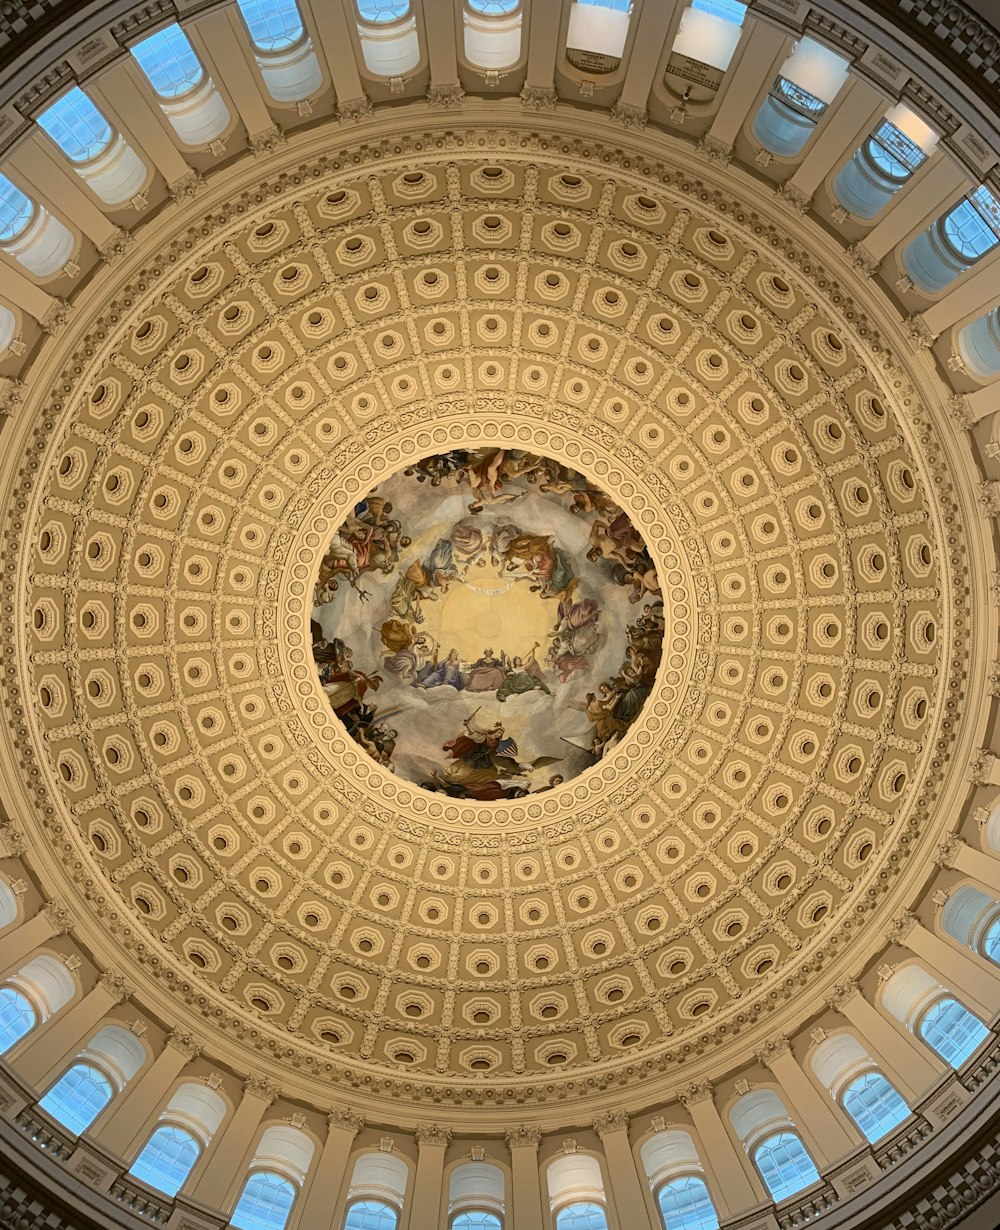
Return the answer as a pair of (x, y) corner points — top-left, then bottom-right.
(311, 450), (664, 796)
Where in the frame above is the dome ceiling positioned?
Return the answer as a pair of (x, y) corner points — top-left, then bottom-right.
(4, 134), (970, 1107)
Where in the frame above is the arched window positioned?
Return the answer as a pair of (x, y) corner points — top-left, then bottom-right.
(0, 174), (73, 276)
(344, 1201), (399, 1230)
(131, 25), (204, 98)
(451, 1213), (502, 1230)
(37, 88), (113, 162)
(0, 304), (15, 353)
(902, 185), (1000, 293)
(237, 0), (304, 51)
(231, 1172), (297, 1230)
(669, 0), (747, 76)
(129, 1124), (200, 1196)
(236, 0), (322, 101)
(131, 24), (230, 144)
(36, 87), (146, 207)
(751, 37), (849, 157)
(357, 0), (411, 19)
(463, 0), (522, 70)
(832, 105), (938, 219)
(840, 1072), (910, 1143)
(356, 0), (420, 76)
(957, 307), (1000, 379)
(0, 175), (34, 243)
(0, 986), (36, 1053)
(752, 1132), (821, 1203)
(38, 1062), (115, 1134)
(656, 1175), (719, 1229)
(566, 0), (632, 71)
(555, 1204), (609, 1230)
(918, 997), (989, 1067)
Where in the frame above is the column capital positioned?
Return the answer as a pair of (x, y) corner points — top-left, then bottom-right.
(243, 1076), (278, 1105)
(887, 910), (918, 946)
(593, 1111), (629, 1139)
(98, 972), (132, 1003)
(756, 1036), (791, 1068)
(505, 1125), (542, 1148)
(934, 835), (963, 868)
(328, 1107), (365, 1135)
(679, 1080), (714, 1108)
(42, 899), (72, 935)
(415, 1124), (452, 1148)
(166, 1030), (201, 1060)
(827, 979), (860, 1012)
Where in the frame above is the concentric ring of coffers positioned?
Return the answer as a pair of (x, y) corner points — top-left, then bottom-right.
(12, 144), (962, 1096)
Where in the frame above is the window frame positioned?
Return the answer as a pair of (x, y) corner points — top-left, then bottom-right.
(0, 984), (37, 1054)
(128, 1122), (203, 1197)
(236, 0), (308, 53)
(37, 1060), (116, 1135)
(552, 1201), (611, 1230)
(448, 1210), (503, 1230)
(231, 1168), (299, 1230)
(750, 1130), (821, 1204)
(130, 24), (206, 100)
(917, 995), (990, 1069)
(838, 1070), (911, 1144)
(36, 87), (116, 164)
(652, 1172), (720, 1230)
(355, 0), (413, 25)
(342, 1197), (402, 1229)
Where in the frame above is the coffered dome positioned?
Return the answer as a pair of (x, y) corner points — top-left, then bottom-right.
(0, 2), (998, 1230)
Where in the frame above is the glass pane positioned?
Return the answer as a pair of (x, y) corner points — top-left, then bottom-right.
(344, 1200), (399, 1230)
(452, 1213), (502, 1230)
(771, 76), (825, 116)
(575, 0), (631, 9)
(231, 1172), (297, 1230)
(867, 120), (927, 179)
(983, 916), (1000, 963)
(691, 0), (747, 22)
(753, 1132), (820, 1203)
(37, 88), (113, 162)
(919, 997), (989, 1068)
(555, 1204), (610, 1230)
(0, 986), (36, 1053)
(0, 175), (34, 243)
(132, 25), (205, 99)
(38, 1063), (114, 1134)
(467, 0), (519, 11)
(842, 1073), (910, 1143)
(237, 0), (305, 51)
(357, 0), (412, 22)
(656, 1175), (720, 1229)
(941, 188), (1000, 262)
(130, 1124), (201, 1196)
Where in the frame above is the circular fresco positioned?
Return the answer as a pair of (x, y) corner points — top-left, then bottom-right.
(311, 450), (664, 796)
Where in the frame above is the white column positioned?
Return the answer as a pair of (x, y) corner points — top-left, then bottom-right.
(787, 79), (884, 202)
(194, 8), (278, 144)
(93, 1032), (199, 1157)
(311, 0), (366, 114)
(298, 1109), (363, 1230)
(705, 24), (788, 152)
(506, 1127), (544, 1230)
(424, 0), (460, 95)
(0, 902), (67, 977)
(90, 64), (196, 195)
(894, 914), (1000, 1020)
(594, 1112), (655, 1230)
(858, 157), (970, 263)
(759, 1038), (858, 1166)
(15, 973), (130, 1091)
(680, 1082), (764, 1216)
(524, 0), (561, 96)
(409, 1125), (450, 1230)
(190, 1077), (276, 1211)
(829, 982), (944, 1100)
(919, 256), (1000, 336)
(947, 837), (1000, 897)
(6, 137), (119, 248)
(614, 0), (680, 115)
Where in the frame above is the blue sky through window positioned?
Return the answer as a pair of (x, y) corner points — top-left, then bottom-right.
(38, 1063), (113, 1134)
(129, 1125), (200, 1196)
(132, 26), (204, 98)
(37, 89), (113, 162)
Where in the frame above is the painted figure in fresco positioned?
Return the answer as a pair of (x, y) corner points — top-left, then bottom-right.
(428, 714), (560, 800)
(415, 647), (464, 690)
(496, 650), (552, 702)
(467, 649), (507, 693)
